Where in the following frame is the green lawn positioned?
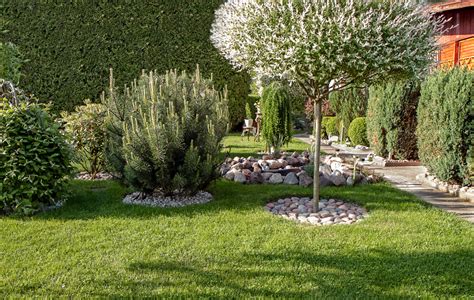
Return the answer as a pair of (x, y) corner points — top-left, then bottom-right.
(1, 136), (473, 298)
(221, 133), (312, 159)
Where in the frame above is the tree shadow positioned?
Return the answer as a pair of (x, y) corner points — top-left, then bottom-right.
(92, 248), (473, 298)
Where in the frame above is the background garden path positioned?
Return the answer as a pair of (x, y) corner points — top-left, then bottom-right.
(294, 134), (474, 223)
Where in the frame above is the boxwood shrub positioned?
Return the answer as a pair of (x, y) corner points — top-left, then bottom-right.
(0, 101), (72, 215)
(348, 117), (368, 146)
(417, 68), (473, 185)
(324, 116), (339, 137)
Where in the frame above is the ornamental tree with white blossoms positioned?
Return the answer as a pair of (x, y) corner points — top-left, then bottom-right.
(211, 0), (444, 211)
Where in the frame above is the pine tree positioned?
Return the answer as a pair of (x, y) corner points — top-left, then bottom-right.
(103, 67), (228, 196)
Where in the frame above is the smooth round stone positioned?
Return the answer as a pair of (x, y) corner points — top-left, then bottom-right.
(264, 197), (368, 226)
(298, 216), (309, 223)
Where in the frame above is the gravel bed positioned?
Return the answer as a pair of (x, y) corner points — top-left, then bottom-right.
(123, 191), (213, 208)
(265, 197), (368, 226)
(76, 172), (116, 180)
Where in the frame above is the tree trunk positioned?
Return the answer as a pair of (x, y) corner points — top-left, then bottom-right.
(312, 100), (323, 212)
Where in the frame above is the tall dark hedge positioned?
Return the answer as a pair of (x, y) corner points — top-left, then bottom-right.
(1, 1), (250, 127)
(417, 68), (473, 185)
(367, 80), (419, 160)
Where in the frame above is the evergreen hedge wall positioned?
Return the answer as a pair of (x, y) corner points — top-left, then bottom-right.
(366, 80), (419, 160)
(417, 68), (473, 185)
(1, 1), (250, 127)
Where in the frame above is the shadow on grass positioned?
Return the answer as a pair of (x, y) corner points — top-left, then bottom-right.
(116, 248), (474, 298)
(24, 179), (435, 221)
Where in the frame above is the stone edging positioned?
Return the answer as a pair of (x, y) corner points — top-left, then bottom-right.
(416, 173), (474, 202)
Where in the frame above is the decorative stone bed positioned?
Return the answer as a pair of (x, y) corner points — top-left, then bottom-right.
(123, 191), (213, 208)
(416, 173), (474, 202)
(265, 197), (368, 225)
(220, 152), (374, 187)
(76, 172), (115, 180)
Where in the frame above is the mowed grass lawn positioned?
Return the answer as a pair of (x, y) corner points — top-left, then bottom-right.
(1, 135), (473, 298)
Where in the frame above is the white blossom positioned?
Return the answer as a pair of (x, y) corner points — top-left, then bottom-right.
(211, 0), (445, 98)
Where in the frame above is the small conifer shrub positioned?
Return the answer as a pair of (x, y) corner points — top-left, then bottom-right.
(417, 68), (473, 185)
(104, 67), (228, 196)
(261, 82), (292, 153)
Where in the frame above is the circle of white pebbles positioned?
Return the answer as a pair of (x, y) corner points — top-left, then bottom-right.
(123, 191), (213, 208)
(265, 197), (368, 226)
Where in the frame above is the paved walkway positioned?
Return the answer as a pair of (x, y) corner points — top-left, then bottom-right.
(294, 134), (474, 223)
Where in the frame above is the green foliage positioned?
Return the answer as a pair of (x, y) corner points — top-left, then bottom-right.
(324, 116), (339, 137)
(321, 117), (330, 138)
(367, 80), (419, 160)
(348, 117), (368, 146)
(0, 101), (72, 215)
(104, 67), (228, 196)
(0, 42), (22, 84)
(245, 102), (253, 119)
(261, 82), (292, 152)
(417, 68), (473, 185)
(1, 1), (250, 127)
(61, 100), (107, 178)
(328, 88), (368, 140)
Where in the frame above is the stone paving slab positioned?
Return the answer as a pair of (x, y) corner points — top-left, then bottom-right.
(294, 134), (474, 224)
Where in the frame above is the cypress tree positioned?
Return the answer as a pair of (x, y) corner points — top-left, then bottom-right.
(261, 82), (292, 154)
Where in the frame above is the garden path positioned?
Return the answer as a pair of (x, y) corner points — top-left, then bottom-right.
(294, 134), (474, 223)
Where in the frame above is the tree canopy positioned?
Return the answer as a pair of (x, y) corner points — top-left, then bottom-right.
(211, 0), (444, 99)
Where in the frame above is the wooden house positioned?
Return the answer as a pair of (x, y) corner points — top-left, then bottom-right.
(433, 1), (474, 69)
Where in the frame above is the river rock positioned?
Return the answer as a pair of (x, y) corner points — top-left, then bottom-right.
(283, 172), (299, 185)
(234, 172), (247, 183)
(242, 169), (252, 177)
(269, 173), (284, 184)
(250, 172), (264, 184)
(224, 171), (235, 181)
(262, 173), (273, 182)
(346, 176), (355, 186)
(269, 160), (283, 170)
(329, 172), (346, 186)
(298, 172), (313, 187)
(320, 175), (335, 187)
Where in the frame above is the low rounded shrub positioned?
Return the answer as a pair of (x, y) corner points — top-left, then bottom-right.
(324, 116), (339, 137)
(104, 67), (228, 196)
(0, 101), (72, 215)
(348, 117), (368, 146)
(61, 100), (107, 178)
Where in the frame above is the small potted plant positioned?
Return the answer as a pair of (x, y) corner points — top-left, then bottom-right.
(244, 102), (253, 127)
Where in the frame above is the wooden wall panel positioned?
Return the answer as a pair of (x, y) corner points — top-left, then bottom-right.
(459, 37), (474, 58)
(440, 43), (456, 61)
